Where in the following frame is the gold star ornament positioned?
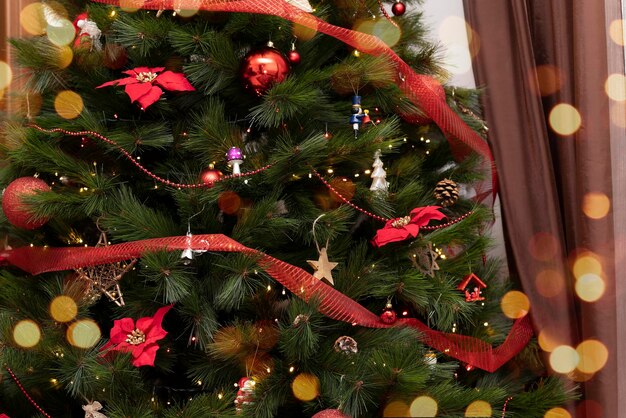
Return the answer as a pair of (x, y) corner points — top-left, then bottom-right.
(307, 247), (338, 285)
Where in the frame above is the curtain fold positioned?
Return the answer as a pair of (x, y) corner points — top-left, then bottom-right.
(464, 0), (622, 416)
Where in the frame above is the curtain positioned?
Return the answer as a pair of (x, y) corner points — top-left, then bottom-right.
(463, 0), (625, 416)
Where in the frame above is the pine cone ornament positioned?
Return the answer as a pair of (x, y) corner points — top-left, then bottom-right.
(333, 336), (358, 354)
(434, 179), (459, 207)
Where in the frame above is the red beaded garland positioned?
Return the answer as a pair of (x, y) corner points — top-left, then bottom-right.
(6, 366), (52, 417)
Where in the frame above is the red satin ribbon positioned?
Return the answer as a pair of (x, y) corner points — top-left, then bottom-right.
(1, 234), (532, 372)
(90, 0), (497, 204)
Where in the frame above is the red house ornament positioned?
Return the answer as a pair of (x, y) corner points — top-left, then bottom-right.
(457, 273), (487, 302)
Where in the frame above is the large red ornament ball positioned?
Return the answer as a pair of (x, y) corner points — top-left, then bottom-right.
(240, 47), (290, 95)
(2, 177), (50, 229)
(199, 167), (223, 186)
(391, 1), (406, 16)
(312, 409), (351, 418)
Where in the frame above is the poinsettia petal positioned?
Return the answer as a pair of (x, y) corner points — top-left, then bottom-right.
(154, 71), (195, 91)
(124, 82), (153, 104)
(135, 317), (154, 333)
(96, 77), (137, 88)
(372, 226), (411, 247)
(145, 305), (173, 338)
(112, 342), (134, 353)
(109, 318), (135, 344)
(410, 206), (446, 226)
(404, 223), (420, 238)
(131, 343), (159, 367)
(136, 85), (163, 110)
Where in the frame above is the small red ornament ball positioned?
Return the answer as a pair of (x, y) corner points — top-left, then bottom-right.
(2, 177), (50, 229)
(199, 167), (223, 186)
(391, 1), (406, 16)
(287, 50), (301, 65)
(380, 307), (397, 324)
(240, 47), (290, 95)
(312, 409), (351, 418)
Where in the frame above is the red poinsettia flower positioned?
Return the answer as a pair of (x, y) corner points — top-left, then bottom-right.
(0, 414), (10, 417)
(372, 206), (446, 247)
(96, 67), (195, 110)
(102, 305), (173, 367)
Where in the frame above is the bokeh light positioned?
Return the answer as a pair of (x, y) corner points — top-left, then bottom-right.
(409, 396), (438, 417)
(0, 61), (13, 91)
(538, 328), (567, 353)
(50, 295), (78, 323)
(67, 319), (101, 349)
(500, 291), (530, 319)
(535, 269), (565, 298)
(582, 192), (610, 220)
(176, 7), (200, 18)
(293, 21), (318, 41)
(530, 65), (564, 97)
(544, 407), (571, 418)
(329, 177), (355, 203)
(20, 3), (47, 36)
(566, 368), (595, 383)
(609, 19), (625, 46)
(549, 104), (582, 136)
(575, 273), (605, 302)
(54, 90), (84, 119)
(465, 400), (492, 417)
(47, 18), (76, 47)
(13, 320), (41, 348)
(605, 74), (626, 102)
(119, 0), (146, 12)
(373, 19), (402, 47)
(291, 373), (320, 401)
(56, 46), (74, 69)
(572, 252), (603, 280)
(383, 400), (409, 417)
(218, 191), (242, 215)
(576, 339), (608, 374)
(528, 232), (559, 261)
(549, 345), (579, 373)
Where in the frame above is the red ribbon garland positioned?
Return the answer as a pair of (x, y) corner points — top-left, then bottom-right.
(1, 234), (532, 372)
(90, 0), (497, 205)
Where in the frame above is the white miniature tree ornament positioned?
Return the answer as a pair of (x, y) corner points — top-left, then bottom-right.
(370, 149), (389, 192)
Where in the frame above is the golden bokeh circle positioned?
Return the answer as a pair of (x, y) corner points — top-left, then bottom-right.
(291, 373), (320, 401)
(500, 290), (530, 319)
(465, 400), (492, 417)
(54, 90), (84, 119)
(609, 19), (625, 46)
(544, 407), (571, 418)
(55, 46), (74, 69)
(528, 232), (559, 261)
(50, 295), (78, 323)
(582, 192), (611, 220)
(576, 339), (609, 374)
(549, 345), (579, 374)
(575, 273), (605, 302)
(67, 319), (101, 349)
(13, 319), (42, 348)
(47, 18), (76, 47)
(409, 396), (438, 417)
(572, 253), (603, 280)
(383, 400), (410, 417)
(549, 103), (582, 136)
(530, 65), (563, 97)
(20, 3), (47, 36)
(605, 74), (626, 102)
(0, 61), (13, 90)
(119, 0), (146, 12)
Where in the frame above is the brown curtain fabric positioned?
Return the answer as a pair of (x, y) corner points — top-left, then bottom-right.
(463, 0), (623, 416)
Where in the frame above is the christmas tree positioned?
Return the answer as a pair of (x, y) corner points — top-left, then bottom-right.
(0, 0), (575, 417)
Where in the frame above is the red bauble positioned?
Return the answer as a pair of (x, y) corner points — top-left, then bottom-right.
(240, 47), (290, 95)
(199, 167), (223, 186)
(391, 1), (406, 16)
(312, 409), (351, 418)
(2, 177), (50, 229)
(287, 50), (301, 65)
(380, 306), (397, 324)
